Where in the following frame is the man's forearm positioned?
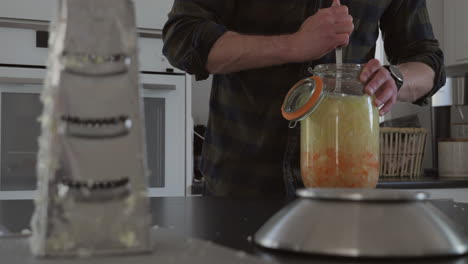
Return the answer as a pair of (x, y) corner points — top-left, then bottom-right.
(397, 62), (435, 103)
(206, 5), (353, 74)
(206, 31), (295, 74)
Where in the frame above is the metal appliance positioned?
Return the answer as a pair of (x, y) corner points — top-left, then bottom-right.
(453, 74), (468, 106)
(0, 0), (191, 200)
(431, 73), (468, 173)
(255, 188), (468, 258)
(431, 75), (467, 113)
(30, 0), (152, 256)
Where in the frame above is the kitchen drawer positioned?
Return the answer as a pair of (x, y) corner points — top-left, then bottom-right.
(134, 0), (174, 30)
(0, 27), (182, 73)
(139, 37), (183, 74)
(0, 0), (173, 31)
(0, 27), (49, 66)
(0, 0), (56, 22)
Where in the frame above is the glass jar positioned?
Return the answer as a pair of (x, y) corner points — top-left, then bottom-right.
(282, 64), (380, 188)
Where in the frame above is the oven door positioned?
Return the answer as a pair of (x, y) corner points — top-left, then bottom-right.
(141, 73), (188, 197)
(0, 81), (42, 200)
(0, 68), (188, 199)
(0, 67), (44, 200)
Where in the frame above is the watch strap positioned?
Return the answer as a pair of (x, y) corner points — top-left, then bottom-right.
(384, 65), (403, 91)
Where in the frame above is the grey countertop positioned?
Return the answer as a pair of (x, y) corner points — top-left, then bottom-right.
(377, 176), (468, 189)
(1, 197), (468, 263)
(191, 176), (468, 195)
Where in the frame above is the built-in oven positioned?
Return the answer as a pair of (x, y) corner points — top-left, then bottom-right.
(0, 22), (192, 200)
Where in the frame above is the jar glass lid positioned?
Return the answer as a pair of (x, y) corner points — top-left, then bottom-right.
(281, 76), (324, 122)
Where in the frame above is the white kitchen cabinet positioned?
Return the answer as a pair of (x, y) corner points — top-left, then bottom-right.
(134, 0), (174, 30)
(453, 1), (468, 65)
(444, 0), (468, 66)
(0, 0), (174, 31)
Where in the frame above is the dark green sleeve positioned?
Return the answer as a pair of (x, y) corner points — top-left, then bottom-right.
(162, 0), (234, 80)
(380, 0), (446, 106)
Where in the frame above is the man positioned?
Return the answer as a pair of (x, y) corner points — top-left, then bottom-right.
(163, 0), (445, 197)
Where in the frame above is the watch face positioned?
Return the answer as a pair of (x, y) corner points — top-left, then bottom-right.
(389, 65), (404, 82)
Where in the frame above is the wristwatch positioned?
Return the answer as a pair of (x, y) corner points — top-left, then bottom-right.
(384, 64), (404, 91)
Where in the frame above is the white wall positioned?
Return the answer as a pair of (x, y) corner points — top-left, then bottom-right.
(426, 0), (445, 50)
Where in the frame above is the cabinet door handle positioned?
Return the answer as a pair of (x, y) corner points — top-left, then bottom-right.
(142, 84), (175, 90)
(456, 58), (468, 62)
(36, 31), (49, 48)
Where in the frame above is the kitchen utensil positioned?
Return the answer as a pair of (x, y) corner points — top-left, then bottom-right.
(30, 0), (152, 257)
(255, 188), (468, 258)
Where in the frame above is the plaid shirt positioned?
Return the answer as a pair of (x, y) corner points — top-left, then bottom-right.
(163, 0), (445, 197)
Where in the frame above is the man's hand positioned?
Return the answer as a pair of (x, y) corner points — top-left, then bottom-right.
(360, 59), (398, 116)
(288, 4), (353, 62)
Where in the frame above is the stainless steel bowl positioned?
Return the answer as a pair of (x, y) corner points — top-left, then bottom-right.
(254, 188), (468, 258)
